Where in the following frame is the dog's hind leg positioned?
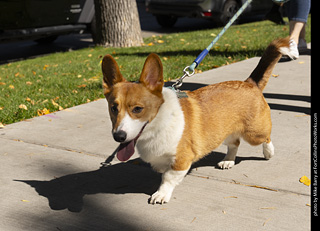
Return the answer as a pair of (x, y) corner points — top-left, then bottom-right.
(242, 123), (274, 160)
(263, 137), (274, 160)
(218, 134), (240, 169)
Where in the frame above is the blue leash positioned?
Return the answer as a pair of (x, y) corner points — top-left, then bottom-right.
(172, 0), (253, 90)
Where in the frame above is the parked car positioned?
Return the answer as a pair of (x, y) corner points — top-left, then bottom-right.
(145, 0), (273, 27)
(0, 0), (95, 43)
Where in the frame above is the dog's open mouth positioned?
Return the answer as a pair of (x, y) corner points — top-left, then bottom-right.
(116, 123), (148, 162)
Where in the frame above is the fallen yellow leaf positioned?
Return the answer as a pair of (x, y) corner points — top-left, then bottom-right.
(157, 40), (164, 43)
(299, 176), (311, 186)
(26, 97), (35, 105)
(272, 74), (279, 77)
(37, 108), (50, 116)
(26, 81), (32, 85)
(0, 122), (4, 128)
(0, 82), (5, 85)
(51, 99), (63, 111)
(51, 99), (59, 107)
(9, 85), (15, 89)
(147, 42), (154, 46)
(19, 104), (28, 110)
(89, 76), (100, 82)
(77, 84), (87, 88)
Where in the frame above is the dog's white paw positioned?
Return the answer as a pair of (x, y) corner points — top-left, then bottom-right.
(218, 160), (235, 169)
(149, 190), (172, 205)
(263, 142), (274, 160)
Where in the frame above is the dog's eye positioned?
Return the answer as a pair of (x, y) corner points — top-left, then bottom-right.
(132, 106), (143, 114)
(110, 105), (118, 113)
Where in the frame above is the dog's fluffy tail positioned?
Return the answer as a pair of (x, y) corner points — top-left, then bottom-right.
(245, 37), (291, 91)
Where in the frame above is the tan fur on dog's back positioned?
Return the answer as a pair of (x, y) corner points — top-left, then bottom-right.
(173, 81), (270, 170)
(173, 37), (289, 171)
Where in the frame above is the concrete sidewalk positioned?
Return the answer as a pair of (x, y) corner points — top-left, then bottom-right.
(0, 49), (311, 230)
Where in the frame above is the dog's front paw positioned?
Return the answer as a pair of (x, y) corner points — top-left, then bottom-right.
(149, 190), (172, 205)
(217, 160), (235, 169)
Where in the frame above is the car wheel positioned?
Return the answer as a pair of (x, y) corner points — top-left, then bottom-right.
(220, 0), (240, 26)
(156, 15), (178, 28)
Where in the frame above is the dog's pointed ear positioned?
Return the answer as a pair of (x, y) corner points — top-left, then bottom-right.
(139, 53), (164, 95)
(102, 55), (125, 95)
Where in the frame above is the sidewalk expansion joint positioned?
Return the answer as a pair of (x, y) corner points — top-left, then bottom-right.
(0, 136), (105, 158)
(188, 172), (311, 197)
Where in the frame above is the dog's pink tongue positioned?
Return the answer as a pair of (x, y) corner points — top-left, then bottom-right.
(117, 140), (135, 162)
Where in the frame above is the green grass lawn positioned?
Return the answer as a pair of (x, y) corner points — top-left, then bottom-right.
(0, 17), (311, 125)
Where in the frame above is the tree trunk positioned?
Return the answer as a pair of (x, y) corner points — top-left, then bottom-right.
(93, 0), (143, 47)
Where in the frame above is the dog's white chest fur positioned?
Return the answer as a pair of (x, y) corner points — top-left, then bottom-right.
(136, 88), (185, 173)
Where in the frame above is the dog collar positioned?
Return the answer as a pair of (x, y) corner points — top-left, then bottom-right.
(166, 86), (188, 98)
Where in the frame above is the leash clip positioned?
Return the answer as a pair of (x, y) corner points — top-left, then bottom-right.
(172, 66), (195, 90)
(100, 146), (119, 168)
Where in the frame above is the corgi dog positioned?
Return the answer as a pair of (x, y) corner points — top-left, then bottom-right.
(101, 37), (291, 204)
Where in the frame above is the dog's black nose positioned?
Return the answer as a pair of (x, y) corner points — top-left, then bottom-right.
(113, 130), (127, 143)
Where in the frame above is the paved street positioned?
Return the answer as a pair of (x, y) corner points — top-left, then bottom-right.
(0, 1), (262, 64)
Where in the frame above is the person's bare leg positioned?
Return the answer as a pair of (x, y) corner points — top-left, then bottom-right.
(288, 21), (305, 59)
(299, 24), (306, 40)
(289, 21), (305, 44)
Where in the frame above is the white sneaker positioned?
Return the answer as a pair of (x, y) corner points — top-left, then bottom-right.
(288, 39), (299, 60)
